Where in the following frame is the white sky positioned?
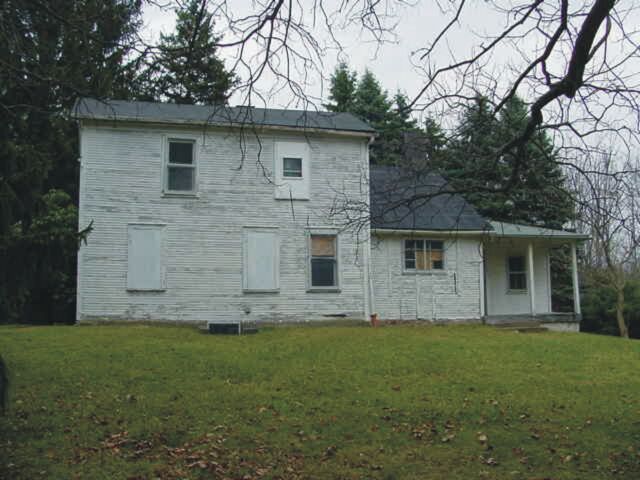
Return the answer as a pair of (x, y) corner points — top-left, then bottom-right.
(142, 1), (506, 113)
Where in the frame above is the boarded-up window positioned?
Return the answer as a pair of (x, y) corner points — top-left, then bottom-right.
(127, 225), (164, 290)
(310, 234), (338, 287)
(507, 256), (527, 290)
(243, 229), (279, 291)
(404, 239), (444, 271)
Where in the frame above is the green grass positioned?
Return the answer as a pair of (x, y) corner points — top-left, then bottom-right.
(1, 324), (639, 479)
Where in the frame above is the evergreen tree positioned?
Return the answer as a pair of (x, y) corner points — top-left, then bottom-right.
(0, 0), (143, 323)
(325, 62), (357, 113)
(439, 95), (573, 228)
(140, 0), (235, 105)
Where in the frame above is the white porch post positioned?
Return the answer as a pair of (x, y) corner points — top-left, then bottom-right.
(570, 241), (581, 316)
(479, 243), (486, 318)
(527, 242), (536, 316)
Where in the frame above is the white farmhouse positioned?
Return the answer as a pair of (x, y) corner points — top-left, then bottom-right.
(74, 99), (587, 331)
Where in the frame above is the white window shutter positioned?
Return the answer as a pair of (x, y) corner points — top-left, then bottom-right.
(127, 225), (164, 290)
(244, 229), (279, 291)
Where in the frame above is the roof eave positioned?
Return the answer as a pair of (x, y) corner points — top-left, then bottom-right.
(75, 114), (375, 138)
(372, 227), (489, 236)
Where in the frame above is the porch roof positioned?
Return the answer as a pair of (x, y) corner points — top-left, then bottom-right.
(489, 221), (589, 240)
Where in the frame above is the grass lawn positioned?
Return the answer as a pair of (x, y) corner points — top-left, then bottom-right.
(1, 324), (639, 479)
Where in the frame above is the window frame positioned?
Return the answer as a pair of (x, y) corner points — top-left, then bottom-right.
(307, 230), (340, 292)
(506, 255), (527, 293)
(403, 239), (446, 273)
(274, 141), (310, 200)
(163, 137), (198, 195)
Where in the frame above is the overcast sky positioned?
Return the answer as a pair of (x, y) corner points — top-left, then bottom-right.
(142, 1), (507, 115)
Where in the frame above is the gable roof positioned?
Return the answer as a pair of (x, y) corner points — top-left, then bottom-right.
(73, 98), (375, 135)
(370, 165), (489, 231)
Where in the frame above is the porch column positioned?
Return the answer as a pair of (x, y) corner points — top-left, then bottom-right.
(570, 241), (581, 316)
(527, 242), (536, 316)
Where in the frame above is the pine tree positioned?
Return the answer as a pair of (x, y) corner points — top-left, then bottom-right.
(141, 0), (235, 105)
(325, 63), (357, 113)
(439, 95), (573, 228)
(0, 0), (143, 323)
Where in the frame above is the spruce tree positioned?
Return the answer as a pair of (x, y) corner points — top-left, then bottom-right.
(439, 95), (572, 228)
(325, 62), (357, 113)
(141, 0), (235, 105)
(0, 0), (143, 323)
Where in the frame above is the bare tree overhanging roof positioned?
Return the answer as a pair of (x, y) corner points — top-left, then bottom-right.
(202, 1), (638, 156)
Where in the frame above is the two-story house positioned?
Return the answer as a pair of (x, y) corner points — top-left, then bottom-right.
(74, 99), (587, 331)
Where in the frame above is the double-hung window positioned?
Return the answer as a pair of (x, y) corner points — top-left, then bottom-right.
(507, 256), (527, 291)
(310, 234), (338, 288)
(166, 139), (196, 193)
(404, 239), (444, 271)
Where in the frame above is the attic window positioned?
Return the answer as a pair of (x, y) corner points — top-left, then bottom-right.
(283, 157), (303, 178)
(166, 139), (196, 193)
(404, 239), (444, 271)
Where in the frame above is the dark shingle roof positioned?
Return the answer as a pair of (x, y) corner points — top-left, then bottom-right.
(73, 98), (374, 134)
(370, 165), (489, 231)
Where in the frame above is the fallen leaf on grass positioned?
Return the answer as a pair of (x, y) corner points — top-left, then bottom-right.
(441, 433), (455, 443)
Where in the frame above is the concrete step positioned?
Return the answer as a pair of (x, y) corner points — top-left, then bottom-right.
(497, 325), (548, 333)
(493, 321), (543, 328)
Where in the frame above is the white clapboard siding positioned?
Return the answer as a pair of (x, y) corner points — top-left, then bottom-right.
(77, 122), (370, 323)
(370, 235), (483, 321)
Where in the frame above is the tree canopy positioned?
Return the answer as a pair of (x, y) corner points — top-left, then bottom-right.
(139, 0), (235, 104)
(326, 65), (418, 164)
(0, 0), (143, 323)
(439, 95), (573, 228)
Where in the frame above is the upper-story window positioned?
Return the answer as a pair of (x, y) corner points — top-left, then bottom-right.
(283, 157), (303, 178)
(275, 142), (310, 199)
(166, 139), (196, 194)
(404, 239), (444, 271)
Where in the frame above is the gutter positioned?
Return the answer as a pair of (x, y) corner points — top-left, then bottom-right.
(372, 227), (589, 241)
(77, 116), (375, 139)
(372, 228), (490, 237)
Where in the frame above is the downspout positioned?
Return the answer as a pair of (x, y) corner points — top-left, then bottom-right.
(481, 241), (488, 323)
(363, 135), (376, 321)
(75, 120), (84, 324)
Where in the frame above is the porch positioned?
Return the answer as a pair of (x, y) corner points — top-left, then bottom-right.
(481, 221), (589, 330)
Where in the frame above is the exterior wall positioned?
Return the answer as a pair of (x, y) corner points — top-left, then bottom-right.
(484, 240), (552, 316)
(77, 121), (369, 324)
(370, 234), (483, 320)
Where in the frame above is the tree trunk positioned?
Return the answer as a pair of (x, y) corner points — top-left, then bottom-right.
(615, 287), (629, 338)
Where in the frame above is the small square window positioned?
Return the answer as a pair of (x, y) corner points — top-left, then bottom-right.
(166, 140), (196, 193)
(283, 157), (303, 178)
